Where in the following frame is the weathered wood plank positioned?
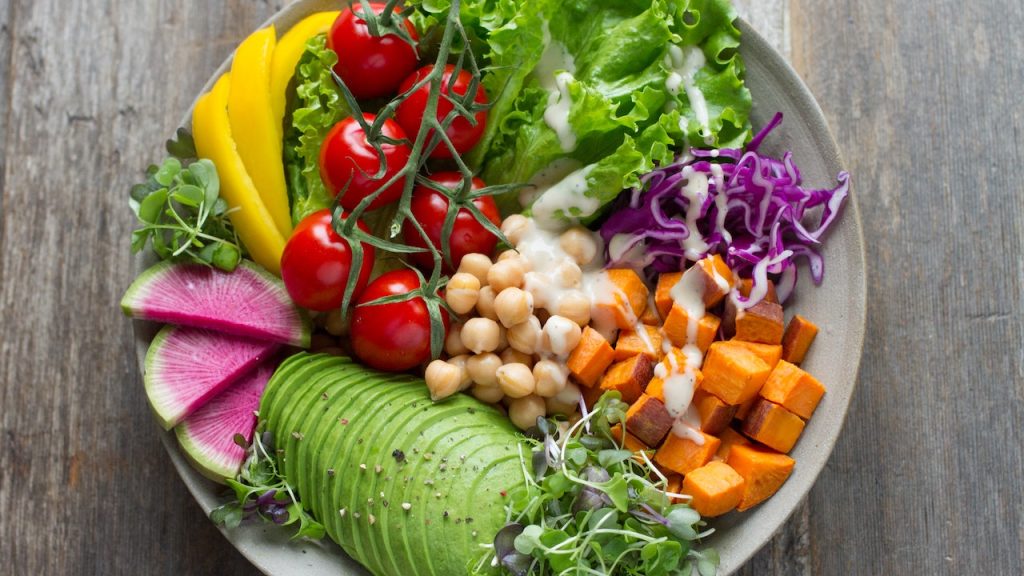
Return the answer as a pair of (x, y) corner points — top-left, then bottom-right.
(790, 0), (1024, 573)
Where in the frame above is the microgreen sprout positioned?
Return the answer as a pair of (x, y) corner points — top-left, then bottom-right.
(475, 393), (719, 576)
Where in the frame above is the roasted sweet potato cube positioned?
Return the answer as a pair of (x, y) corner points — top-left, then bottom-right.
(614, 325), (664, 362)
(694, 389), (739, 435)
(726, 443), (795, 511)
(663, 304), (720, 353)
(654, 272), (682, 319)
(715, 427), (752, 461)
(654, 431), (721, 476)
(723, 280), (778, 338)
(729, 341), (782, 369)
(625, 394), (674, 447)
(760, 360), (825, 419)
(735, 300), (784, 345)
(665, 474), (684, 502)
(741, 399), (806, 453)
(595, 269), (649, 330)
(611, 423), (651, 454)
(567, 327), (616, 388)
(682, 461), (746, 517)
(734, 396), (758, 420)
(647, 352), (704, 403)
(599, 355), (655, 403)
(702, 341), (772, 405)
(640, 302), (662, 326)
(738, 278), (778, 303)
(695, 255), (735, 308)
(782, 315), (819, 364)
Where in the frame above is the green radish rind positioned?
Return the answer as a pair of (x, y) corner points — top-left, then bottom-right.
(261, 353), (526, 576)
(121, 260), (312, 348)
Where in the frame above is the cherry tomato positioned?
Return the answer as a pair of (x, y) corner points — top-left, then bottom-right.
(402, 173), (501, 271)
(320, 113), (411, 211)
(350, 270), (449, 372)
(395, 64), (488, 159)
(280, 210), (375, 312)
(327, 3), (419, 100)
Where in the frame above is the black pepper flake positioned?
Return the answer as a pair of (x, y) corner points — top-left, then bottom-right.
(392, 449), (406, 463)
(467, 407), (476, 414)
(327, 468), (336, 477)
(455, 518), (463, 524)
(321, 392), (329, 400)
(466, 517), (474, 524)
(443, 511), (449, 519)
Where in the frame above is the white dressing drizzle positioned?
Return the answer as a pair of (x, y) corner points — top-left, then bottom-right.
(537, 22), (578, 153)
(709, 163), (732, 243)
(530, 164), (597, 230)
(664, 45), (713, 145)
(679, 166), (711, 260)
(730, 249), (793, 312)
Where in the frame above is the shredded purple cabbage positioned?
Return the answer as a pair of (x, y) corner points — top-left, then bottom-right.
(600, 113), (850, 304)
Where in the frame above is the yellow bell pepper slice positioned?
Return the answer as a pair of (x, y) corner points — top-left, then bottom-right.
(269, 11), (340, 133)
(193, 75), (286, 276)
(228, 26), (293, 239)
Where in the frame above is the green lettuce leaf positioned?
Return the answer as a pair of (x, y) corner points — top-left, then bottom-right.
(282, 34), (350, 225)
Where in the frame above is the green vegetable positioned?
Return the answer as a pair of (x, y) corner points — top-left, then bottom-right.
(482, 393), (719, 576)
(129, 129), (243, 272)
(282, 34), (350, 226)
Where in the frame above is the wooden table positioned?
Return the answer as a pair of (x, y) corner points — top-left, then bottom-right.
(1, 0), (1021, 573)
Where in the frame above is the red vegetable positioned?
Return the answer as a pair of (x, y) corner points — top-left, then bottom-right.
(280, 210), (375, 312)
(351, 270), (449, 372)
(402, 172), (500, 271)
(327, 3), (419, 99)
(395, 64), (488, 159)
(319, 113), (411, 211)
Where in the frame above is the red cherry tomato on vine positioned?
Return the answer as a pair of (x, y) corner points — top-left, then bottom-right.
(327, 2), (419, 99)
(280, 210), (375, 312)
(350, 270), (449, 372)
(320, 113), (411, 211)
(402, 173), (501, 272)
(395, 64), (488, 159)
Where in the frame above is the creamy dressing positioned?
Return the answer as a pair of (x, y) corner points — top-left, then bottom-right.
(522, 158), (584, 207)
(710, 163), (732, 243)
(664, 45), (713, 145)
(536, 22), (578, 153)
(530, 164), (598, 230)
(731, 249), (793, 312)
(679, 166), (711, 260)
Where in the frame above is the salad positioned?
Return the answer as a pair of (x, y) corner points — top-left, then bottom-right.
(121, 1), (850, 575)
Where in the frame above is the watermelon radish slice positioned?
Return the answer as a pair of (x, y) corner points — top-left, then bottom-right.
(121, 261), (311, 347)
(175, 361), (275, 482)
(145, 325), (279, 430)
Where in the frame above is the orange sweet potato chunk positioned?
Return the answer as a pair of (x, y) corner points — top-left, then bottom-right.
(695, 255), (735, 308)
(654, 431), (721, 476)
(655, 272), (682, 319)
(726, 443), (795, 511)
(760, 360), (825, 419)
(781, 315), (819, 364)
(735, 300), (784, 345)
(741, 399), (806, 453)
(715, 427), (752, 461)
(723, 280), (778, 339)
(614, 325), (664, 362)
(599, 355), (655, 403)
(611, 424), (651, 454)
(647, 353), (704, 403)
(663, 304), (721, 353)
(567, 327), (616, 388)
(734, 396), (758, 420)
(693, 389), (739, 435)
(596, 269), (649, 329)
(625, 394), (674, 447)
(682, 461), (746, 517)
(665, 474), (683, 502)
(729, 341), (783, 369)
(701, 341), (772, 405)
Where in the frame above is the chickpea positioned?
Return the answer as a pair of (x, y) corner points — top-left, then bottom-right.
(501, 214), (531, 247)
(494, 287), (534, 328)
(496, 363), (536, 398)
(475, 286), (499, 321)
(425, 360), (462, 401)
(496, 324), (509, 352)
(523, 271), (554, 310)
(466, 353), (503, 387)
(496, 249), (520, 263)
(507, 316), (542, 355)
(445, 272), (481, 315)
(559, 227), (598, 266)
(542, 315), (583, 357)
(324, 308), (349, 336)
(448, 354), (473, 390)
(458, 253), (492, 286)
(556, 290), (592, 327)
(471, 383), (506, 404)
(533, 360), (568, 398)
(501, 348), (534, 368)
(508, 395), (547, 431)
(461, 317), (501, 354)
(445, 324), (470, 356)
(545, 382), (582, 416)
(487, 258), (526, 293)
(553, 260), (583, 289)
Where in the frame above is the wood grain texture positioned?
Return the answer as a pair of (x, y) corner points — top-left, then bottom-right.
(1, 0), (1021, 575)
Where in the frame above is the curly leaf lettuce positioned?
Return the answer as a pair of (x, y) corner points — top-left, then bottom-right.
(464, 0), (751, 227)
(282, 34), (349, 225)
